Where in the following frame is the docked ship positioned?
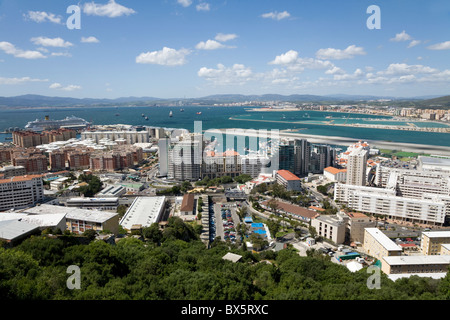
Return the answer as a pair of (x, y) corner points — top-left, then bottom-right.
(24, 115), (91, 132)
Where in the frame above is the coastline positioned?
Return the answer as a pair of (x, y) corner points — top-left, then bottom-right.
(228, 117), (450, 133)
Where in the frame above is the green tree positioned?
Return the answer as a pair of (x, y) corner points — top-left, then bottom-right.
(142, 223), (163, 245)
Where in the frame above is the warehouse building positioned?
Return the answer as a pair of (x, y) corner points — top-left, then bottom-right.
(120, 196), (166, 231)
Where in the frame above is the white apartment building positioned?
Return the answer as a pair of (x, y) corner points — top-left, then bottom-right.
(168, 134), (203, 181)
(81, 130), (150, 144)
(0, 175), (44, 211)
(334, 183), (449, 226)
(311, 214), (347, 244)
(346, 146), (368, 186)
(158, 138), (170, 177)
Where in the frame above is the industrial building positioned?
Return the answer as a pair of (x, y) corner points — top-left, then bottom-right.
(23, 204), (119, 235)
(120, 196), (166, 231)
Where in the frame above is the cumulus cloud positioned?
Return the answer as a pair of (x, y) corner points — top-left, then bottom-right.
(269, 50), (334, 74)
(0, 76), (48, 85)
(177, 0), (192, 7)
(407, 40), (421, 48)
(198, 63), (256, 85)
(269, 50), (299, 65)
(51, 52), (72, 57)
(81, 36), (100, 43)
(380, 63), (439, 76)
(215, 33), (238, 42)
(316, 45), (366, 60)
(390, 30), (413, 42)
(83, 0), (136, 17)
(261, 11), (290, 20)
(0, 41), (46, 59)
(196, 40), (230, 50)
(136, 47), (190, 66)
(196, 3), (210, 11)
(24, 11), (63, 24)
(31, 37), (73, 48)
(49, 83), (81, 91)
(427, 41), (450, 50)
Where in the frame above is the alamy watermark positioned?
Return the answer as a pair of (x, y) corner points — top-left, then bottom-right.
(66, 265), (81, 290)
(66, 5), (81, 30)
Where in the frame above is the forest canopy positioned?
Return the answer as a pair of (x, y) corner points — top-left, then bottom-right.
(0, 217), (449, 300)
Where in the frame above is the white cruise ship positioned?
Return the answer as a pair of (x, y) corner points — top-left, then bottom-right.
(24, 115), (91, 131)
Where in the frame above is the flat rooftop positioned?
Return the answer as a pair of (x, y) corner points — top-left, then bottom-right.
(383, 255), (450, 266)
(120, 196), (166, 230)
(23, 204), (117, 223)
(0, 220), (40, 241)
(422, 231), (450, 238)
(365, 228), (402, 252)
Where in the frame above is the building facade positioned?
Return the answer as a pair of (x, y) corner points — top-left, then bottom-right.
(0, 175), (44, 211)
(363, 227), (402, 261)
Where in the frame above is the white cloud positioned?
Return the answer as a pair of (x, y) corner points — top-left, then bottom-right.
(269, 50), (299, 65)
(196, 3), (210, 11)
(261, 11), (290, 21)
(83, 0), (136, 18)
(136, 47), (190, 66)
(81, 36), (100, 43)
(31, 37), (73, 48)
(408, 40), (421, 48)
(177, 0), (192, 7)
(390, 30), (413, 42)
(215, 33), (238, 42)
(325, 66), (345, 75)
(196, 40), (227, 50)
(49, 83), (81, 91)
(380, 63), (438, 76)
(333, 68), (365, 81)
(24, 11), (63, 24)
(269, 50), (335, 74)
(0, 41), (46, 59)
(0, 76), (48, 85)
(316, 45), (366, 60)
(51, 52), (72, 57)
(198, 63), (256, 85)
(49, 83), (63, 89)
(427, 41), (450, 50)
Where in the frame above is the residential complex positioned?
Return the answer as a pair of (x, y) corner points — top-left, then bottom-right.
(0, 175), (44, 211)
(421, 231), (450, 255)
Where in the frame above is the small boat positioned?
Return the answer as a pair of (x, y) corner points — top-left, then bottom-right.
(169, 111), (173, 117)
(180, 108), (184, 112)
(145, 116), (149, 120)
(141, 113), (145, 117)
(196, 112), (202, 115)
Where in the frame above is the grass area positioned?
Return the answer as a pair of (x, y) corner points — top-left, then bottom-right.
(379, 149), (430, 158)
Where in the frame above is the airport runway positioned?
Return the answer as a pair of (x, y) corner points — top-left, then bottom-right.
(204, 128), (450, 156)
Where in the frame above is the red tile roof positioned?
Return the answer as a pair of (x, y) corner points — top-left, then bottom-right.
(277, 170), (300, 181)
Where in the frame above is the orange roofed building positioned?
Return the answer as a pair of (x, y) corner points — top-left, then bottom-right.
(276, 169), (302, 191)
(323, 166), (347, 182)
(0, 175), (44, 211)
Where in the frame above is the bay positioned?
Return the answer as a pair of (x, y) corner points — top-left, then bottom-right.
(0, 106), (449, 147)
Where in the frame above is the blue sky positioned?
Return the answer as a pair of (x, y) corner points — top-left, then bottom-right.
(0, 0), (449, 99)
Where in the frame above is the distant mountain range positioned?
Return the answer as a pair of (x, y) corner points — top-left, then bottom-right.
(0, 93), (448, 108)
